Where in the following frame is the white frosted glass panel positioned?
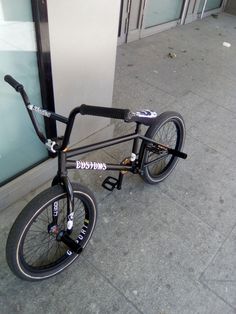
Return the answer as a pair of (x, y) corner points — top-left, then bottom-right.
(198, 0), (223, 13)
(144, 0), (184, 28)
(0, 0), (47, 185)
(0, 0), (32, 22)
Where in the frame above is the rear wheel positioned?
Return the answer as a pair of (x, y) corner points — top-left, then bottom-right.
(6, 183), (97, 281)
(139, 111), (185, 184)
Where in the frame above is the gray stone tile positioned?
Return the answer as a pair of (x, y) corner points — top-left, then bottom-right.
(120, 58), (193, 98)
(0, 257), (141, 314)
(188, 104), (236, 162)
(111, 119), (135, 137)
(83, 184), (228, 313)
(113, 73), (176, 112)
(191, 75), (236, 114)
(0, 199), (28, 226)
(202, 226), (236, 281)
(23, 180), (52, 203)
(174, 281), (236, 314)
(162, 92), (212, 130)
(103, 139), (136, 165)
(201, 280), (236, 311)
(115, 15), (236, 109)
(159, 135), (236, 235)
(200, 226), (236, 309)
(86, 182), (223, 267)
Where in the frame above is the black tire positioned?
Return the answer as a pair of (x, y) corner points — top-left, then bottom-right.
(6, 183), (97, 281)
(139, 111), (185, 184)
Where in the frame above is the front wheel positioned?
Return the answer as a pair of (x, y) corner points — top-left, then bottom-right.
(139, 111), (185, 184)
(6, 183), (97, 281)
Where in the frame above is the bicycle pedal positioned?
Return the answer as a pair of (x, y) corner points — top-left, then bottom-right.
(102, 176), (119, 191)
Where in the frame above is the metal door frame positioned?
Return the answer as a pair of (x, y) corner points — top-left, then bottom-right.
(117, 0), (129, 45)
(118, 0), (228, 44)
(126, 0), (190, 42)
(187, 0), (228, 21)
(126, 0), (145, 42)
(140, 0), (190, 39)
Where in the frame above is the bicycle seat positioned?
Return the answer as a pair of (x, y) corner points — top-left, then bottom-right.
(125, 110), (157, 126)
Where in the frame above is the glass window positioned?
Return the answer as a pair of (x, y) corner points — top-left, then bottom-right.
(144, 0), (185, 29)
(198, 0), (223, 13)
(0, 0), (47, 185)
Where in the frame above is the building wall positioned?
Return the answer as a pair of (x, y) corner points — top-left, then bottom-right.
(1, 0), (120, 210)
(47, 0), (120, 144)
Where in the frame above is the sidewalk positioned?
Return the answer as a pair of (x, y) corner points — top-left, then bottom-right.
(1, 13), (236, 314)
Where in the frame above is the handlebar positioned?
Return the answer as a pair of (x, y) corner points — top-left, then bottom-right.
(4, 75), (23, 92)
(4, 74), (132, 152)
(4, 75), (187, 160)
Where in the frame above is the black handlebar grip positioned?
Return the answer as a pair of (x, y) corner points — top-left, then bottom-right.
(80, 104), (130, 121)
(4, 75), (23, 92)
(168, 148), (187, 159)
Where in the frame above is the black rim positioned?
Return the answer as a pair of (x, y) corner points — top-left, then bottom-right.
(19, 193), (89, 272)
(146, 120), (180, 177)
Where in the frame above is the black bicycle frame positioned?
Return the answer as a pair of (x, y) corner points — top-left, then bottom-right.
(60, 125), (138, 176)
(58, 124), (168, 176)
(5, 75), (187, 253)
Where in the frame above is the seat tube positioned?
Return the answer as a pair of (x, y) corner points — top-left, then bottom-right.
(131, 123), (141, 159)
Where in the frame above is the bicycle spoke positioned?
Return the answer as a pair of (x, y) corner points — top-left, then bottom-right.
(146, 120), (178, 176)
(21, 194), (86, 268)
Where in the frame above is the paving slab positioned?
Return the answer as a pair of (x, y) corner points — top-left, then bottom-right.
(113, 73), (176, 112)
(84, 185), (231, 314)
(189, 104), (236, 162)
(0, 257), (141, 314)
(159, 134), (236, 235)
(0, 195), (142, 314)
(86, 178), (224, 274)
(200, 225), (236, 309)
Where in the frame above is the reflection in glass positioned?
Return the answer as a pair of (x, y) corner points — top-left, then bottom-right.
(198, 0), (223, 13)
(0, 0), (47, 185)
(144, 0), (185, 28)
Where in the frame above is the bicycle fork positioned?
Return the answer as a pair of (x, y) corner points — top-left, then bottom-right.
(57, 176), (83, 254)
(49, 153), (83, 254)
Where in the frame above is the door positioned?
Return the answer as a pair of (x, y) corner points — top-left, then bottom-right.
(197, 0), (225, 18)
(198, 0), (223, 13)
(127, 0), (144, 42)
(117, 0), (144, 43)
(141, 0), (186, 37)
(124, 0), (187, 42)
(118, 0), (129, 45)
(0, 0), (48, 185)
